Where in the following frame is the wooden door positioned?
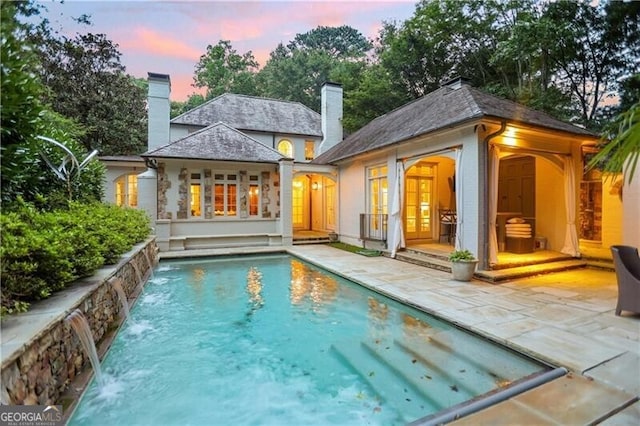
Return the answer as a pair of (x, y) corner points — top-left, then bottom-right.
(498, 156), (535, 217)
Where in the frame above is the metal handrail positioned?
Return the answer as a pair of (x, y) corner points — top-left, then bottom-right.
(359, 213), (388, 243)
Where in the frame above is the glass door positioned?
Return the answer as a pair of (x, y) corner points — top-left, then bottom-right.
(405, 163), (434, 240)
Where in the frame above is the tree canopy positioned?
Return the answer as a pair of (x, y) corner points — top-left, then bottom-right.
(32, 31), (147, 155)
(193, 40), (260, 99)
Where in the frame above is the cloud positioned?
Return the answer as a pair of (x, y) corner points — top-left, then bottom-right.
(170, 73), (205, 102)
(120, 27), (203, 61)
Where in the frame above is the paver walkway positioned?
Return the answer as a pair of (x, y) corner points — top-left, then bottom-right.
(282, 245), (640, 425)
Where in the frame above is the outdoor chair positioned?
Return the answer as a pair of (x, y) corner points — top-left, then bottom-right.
(610, 245), (640, 316)
(439, 209), (457, 245)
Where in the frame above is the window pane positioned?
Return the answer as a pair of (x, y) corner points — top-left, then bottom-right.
(227, 184), (237, 216)
(305, 141), (314, 161)
(191, 183), (201, 217)
(127, 175), (138, 207)
(115, 179), (125, 207)
(278, 140), (293, 157)
(215, 184), (224, 216)
(249, 184), (259, 216)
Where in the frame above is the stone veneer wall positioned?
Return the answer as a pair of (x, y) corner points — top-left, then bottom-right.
(0, 238), (157, 406)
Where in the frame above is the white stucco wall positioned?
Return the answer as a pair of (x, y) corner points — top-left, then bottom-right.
(337, 159), (367, 246)
(336, 126), (482, 255)
(623, 165), (640, 248)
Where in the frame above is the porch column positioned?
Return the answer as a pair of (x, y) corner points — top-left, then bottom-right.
(623, 159), (640, 247)
(137, 168), (157, 225)
(279, 159), (294, 246)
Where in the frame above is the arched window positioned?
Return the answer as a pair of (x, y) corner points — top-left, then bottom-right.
(115, 174), (138, 207)
(277, 139), (293, 158)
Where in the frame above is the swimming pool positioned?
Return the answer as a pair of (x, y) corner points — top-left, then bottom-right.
(69, 254), (548, 425)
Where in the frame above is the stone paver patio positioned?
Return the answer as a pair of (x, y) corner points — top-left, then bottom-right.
(281, 245), (640, 425)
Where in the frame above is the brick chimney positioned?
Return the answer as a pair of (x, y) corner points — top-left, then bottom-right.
(147, 73), (171, 151)
(319, 82), (343, 154)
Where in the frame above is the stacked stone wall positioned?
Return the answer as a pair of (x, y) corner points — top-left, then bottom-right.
(0, 239), (157, 406)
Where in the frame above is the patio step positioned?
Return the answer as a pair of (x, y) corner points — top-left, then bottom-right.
(394, 251), (452, 272)
(475, 259), (588, 282)
(292, 237), (330, 245)
(395, 249), (591, 282)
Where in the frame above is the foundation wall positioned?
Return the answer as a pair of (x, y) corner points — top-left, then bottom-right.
(0, 238), (157, 406)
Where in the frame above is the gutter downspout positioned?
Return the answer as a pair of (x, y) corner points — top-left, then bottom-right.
(480, 121), (507, 271)
(410, 367), (568, 426)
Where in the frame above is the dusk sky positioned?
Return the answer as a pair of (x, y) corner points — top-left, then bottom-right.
(38, 0), (419, 101)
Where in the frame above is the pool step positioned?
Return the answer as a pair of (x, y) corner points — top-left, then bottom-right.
(361, 338), (475, 409)
(398, 328), (547, 392)
(331, 340), (432, 423)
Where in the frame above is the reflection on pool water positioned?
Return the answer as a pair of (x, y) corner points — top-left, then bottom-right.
(69, 254), (547, 425)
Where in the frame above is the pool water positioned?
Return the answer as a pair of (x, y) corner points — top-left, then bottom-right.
(69, 254), (547, 425)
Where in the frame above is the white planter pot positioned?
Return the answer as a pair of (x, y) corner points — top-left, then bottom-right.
(451, 260), (478, 281)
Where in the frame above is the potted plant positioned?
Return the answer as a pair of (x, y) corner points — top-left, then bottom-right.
(448, 249), (478, 281)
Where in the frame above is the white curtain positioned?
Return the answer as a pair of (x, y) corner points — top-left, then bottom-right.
(561, 156), (580, 257)
(390, 161), (405, 258)
(488, 145), (500, 265)
(454, 148), (463, 250)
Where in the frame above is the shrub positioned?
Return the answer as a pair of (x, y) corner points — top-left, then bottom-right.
(1, 200), (150, 316)
(449, 249), (476, 262)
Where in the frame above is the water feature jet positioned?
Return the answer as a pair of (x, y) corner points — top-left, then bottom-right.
(111, 278), (130, 321)
(142, 249), (156, 280)
(65, 309), (104, 387)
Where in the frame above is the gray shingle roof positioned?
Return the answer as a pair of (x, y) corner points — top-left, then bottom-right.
(314, 84), (596, 164)
(142, 122), (286, 163)
(171, 93), (322, 137)
(99, 155), (144, 162)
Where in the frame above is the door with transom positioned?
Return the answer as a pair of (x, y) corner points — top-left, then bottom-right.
(405, 163), (435, 240)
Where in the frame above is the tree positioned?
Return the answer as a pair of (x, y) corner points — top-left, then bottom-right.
(193, 40), (259, 99)
(257, 48), (336, 111)
(1, 2), (106, 205)
(287, 25), (372, 59)
(536, 1), (640, 130)
(335, 63), (410, 133)
(33, 32), (148, 155)
(1, 1), (47, 204)
(256, 26), (372, 112)
(376, 0), (501, 98)
(588, 103), (640, 184)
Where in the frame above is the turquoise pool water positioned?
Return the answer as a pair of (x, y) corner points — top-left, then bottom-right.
(70, 254), (547, 425)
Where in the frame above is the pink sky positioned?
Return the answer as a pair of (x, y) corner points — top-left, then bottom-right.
(40, 1), (418, 101)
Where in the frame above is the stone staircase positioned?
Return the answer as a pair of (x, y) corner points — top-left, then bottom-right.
(393, 248), (610, 283)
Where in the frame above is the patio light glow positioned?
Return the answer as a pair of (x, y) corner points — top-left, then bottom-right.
(502, 126), (518, 146)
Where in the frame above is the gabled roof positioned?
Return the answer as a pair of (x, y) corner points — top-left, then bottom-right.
(314, 83), (596, 164)
(171, 93), (322, 137)
(142, 122), (286, 163)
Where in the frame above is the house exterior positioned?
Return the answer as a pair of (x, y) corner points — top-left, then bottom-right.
(105, 73), (341, 251)
(313, 77), (626, 270)
(101, 73), (633, 272)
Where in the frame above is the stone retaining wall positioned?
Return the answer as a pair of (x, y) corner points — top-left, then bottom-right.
(0, 238), (157, 406)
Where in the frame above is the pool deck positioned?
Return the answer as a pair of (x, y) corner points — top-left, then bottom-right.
(162, 244), (640, 425)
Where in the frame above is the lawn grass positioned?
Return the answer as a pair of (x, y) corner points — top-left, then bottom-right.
(328, 242), (362, 253)
(328, 242), (382, 257)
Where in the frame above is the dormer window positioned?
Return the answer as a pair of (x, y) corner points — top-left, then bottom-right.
(305, 140), (315, 161)
(278, 139), (293, 158)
